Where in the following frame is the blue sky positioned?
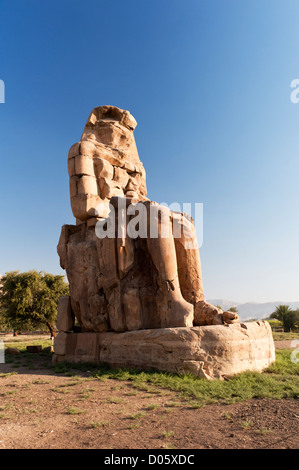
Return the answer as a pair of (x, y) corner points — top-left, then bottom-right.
(0, 0), (299, 303)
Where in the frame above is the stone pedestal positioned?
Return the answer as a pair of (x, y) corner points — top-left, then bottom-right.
(52, 320), (275, 380)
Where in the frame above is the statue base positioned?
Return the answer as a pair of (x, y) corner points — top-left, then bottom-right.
(52, 321), (275, 380)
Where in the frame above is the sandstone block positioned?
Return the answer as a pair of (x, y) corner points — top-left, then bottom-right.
(68, 157), (76, 177)
(94, 157), (114, 180)
(99, 180), (124, 199)
(53, 321), (275, 379)
(53, 333), (67, 355)
(80, 140), (96, 157)
(26, 345), (42, 353)
(87, 217), (101, 228)
(74, 332), (99, 362)
(71, 194), (101, 220)
(123, 288), (143, 331)
(5, 347), (21, 355)
(69, 176), (78, 197)
(68, 142), (80, 159)
(113, 167), (130, 187)
(84, 105), (137, 132)
(57, 296), (74, 332)
(107, 286), (126, 332)
(76, 218), (85, 226)
(77, 175), (98, 196)
(75, 155), (94, 176)
(43, 346), (54, 353)
(117, 236), (135, 278)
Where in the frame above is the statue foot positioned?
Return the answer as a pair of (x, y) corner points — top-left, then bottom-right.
(160, 293), (194, 328)
(194, 300), (239, 326)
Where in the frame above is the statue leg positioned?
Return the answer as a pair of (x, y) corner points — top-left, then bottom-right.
(145, 202), (194, 328)
(172, 211), (239, 326)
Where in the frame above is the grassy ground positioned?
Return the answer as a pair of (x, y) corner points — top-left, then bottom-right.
(3, 337), (299, 408)
(272, 331), (299, 341)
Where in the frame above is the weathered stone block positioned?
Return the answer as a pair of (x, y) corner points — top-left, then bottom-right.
(53, 321), (275, 380)
(123, 288), (143, 331)
(68, 157), (76, 177)
(94, 157), (114, 180)
(56, 296), (74, 332)
(70, 194), (101, 220)
(77, 175), (98, 196)
(69, 176), (78, 197)
(26, 345), (42, 353)
(68, 142), (80, 159)
(53, 332), (67, 355)
(75, 155), (94, 177)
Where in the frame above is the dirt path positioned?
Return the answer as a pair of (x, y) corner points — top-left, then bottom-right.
(0, 357), (298, 450)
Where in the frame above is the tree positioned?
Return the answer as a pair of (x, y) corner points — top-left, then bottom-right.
(270, 304), (297, 332)
(0, 304), (9, 332)
(292, 309), (299, 330)
(228, 306), (238, 313)
(0, 270), (69, 337)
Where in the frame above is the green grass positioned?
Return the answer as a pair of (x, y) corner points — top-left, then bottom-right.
(90, 420), (110, 428)
(30, 349), (298, 407)
(52, 386), (71, 394)
(188, 401), (204, 409)
(272, 332), (299, 341)
(0, 372), (18, 378)
(1, 337), (298, 408)
(161, 430), (175, 439)
(88, 349), (299, 405)
(147, 403), (159, 410)
(2, 390), (17, 396)
(105, 396), (126, 404)
(130, 411), (146, 420)
(4, 339), (52, 352)
(66, 406), (86, 415)
(163, 443), (177, 449)
(128, 422), (140, 430)
(32, 379), (50, 385)
(3, 339), (53, 369)
(241, 420), (253, 429)
(166, 401), (182, 408)
(256, 427), (273, 434)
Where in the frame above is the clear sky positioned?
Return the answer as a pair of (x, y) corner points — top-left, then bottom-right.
(0, 0), (299, 303)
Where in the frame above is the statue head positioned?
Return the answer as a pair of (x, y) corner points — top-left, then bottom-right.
(68, 106), (148, 221)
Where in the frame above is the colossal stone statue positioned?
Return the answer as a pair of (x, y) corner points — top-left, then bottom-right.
(57, 105), (238, 333)
(53, 105), (275, 379)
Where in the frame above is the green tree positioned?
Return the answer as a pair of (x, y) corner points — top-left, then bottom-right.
(270, 304), (297, 332)
(0, 304), (9, 331)
(0, 270), (69, 337)
(292, 309), (299, 330)
(228, 306), (238, 313)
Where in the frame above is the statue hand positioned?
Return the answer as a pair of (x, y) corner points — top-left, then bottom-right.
(222, 311), (239, 324)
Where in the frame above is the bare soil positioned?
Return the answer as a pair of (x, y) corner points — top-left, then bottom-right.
(0, 336), (298, 450)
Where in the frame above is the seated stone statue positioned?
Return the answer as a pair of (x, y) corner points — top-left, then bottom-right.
(57, 105), (239, 333)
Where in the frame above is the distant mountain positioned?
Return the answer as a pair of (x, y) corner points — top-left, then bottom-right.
(207, 299), (299, 321)
(207, 299), (242, 309)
